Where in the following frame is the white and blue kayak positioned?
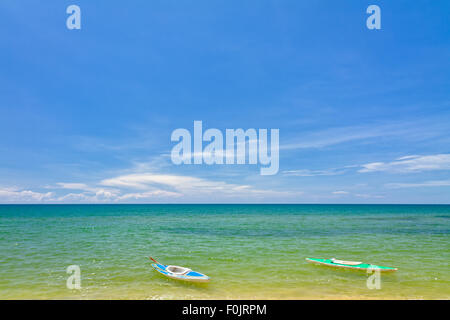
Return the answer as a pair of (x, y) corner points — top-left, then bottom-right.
(149, 257), (210, 282)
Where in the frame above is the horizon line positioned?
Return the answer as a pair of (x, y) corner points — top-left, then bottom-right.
(0, 203), (449, 206)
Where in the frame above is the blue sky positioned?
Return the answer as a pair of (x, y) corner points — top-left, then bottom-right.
(0, 0), (449, 203)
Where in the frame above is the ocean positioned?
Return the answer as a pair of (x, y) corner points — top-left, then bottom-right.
(0, 204), (449, 299)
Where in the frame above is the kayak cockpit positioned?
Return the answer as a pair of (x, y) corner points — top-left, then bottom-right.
(331, 258), (362, 265)
(166, 265), (191, 275)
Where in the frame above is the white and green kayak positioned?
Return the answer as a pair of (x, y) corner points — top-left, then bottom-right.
(306, 258), (398, 272)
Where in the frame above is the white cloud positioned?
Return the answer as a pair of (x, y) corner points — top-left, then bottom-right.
(100, 173), (294, 198)
(385, 180), (450, 189)
(332, 191), (349, 194)
(359, 154), (450, 173)
(50, 182), (121, 203)
(0, 187), (53, 202)
(101, 174), (199, 190)
(55, 189), (120, 203)
(1, 171), (297, 203)
(56, 193), (92, 202)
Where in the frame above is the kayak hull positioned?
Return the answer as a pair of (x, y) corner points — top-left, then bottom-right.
(306, 258), (398, 272)
(151, 263), (210, 282)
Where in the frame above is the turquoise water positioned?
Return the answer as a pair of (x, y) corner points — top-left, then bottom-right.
(0, 204), (449, 299)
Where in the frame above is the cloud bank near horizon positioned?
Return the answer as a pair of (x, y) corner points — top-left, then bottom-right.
(1, 153), (449, 204)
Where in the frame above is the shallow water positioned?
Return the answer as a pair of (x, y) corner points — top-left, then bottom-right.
(0, 204), (449, 299)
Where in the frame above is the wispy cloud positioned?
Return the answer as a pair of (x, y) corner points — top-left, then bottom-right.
(56, 183), (95, 191)
(283, 168), (345, 176)
(359, 154), (450, 173)
(385, 180), (450, 189)
(281, 122), (415, 150)
(282, 154), (450, 182)
(282, 126), (385, 150)
(116, 190), (182, 201)
(100, 173), (297, 198)
(332, 190), (349, 194)
(100, 174), (212, 190)
(281, 118), (450, 151)
(330, 190), (384, 198)
(354, 193), (385, 199)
